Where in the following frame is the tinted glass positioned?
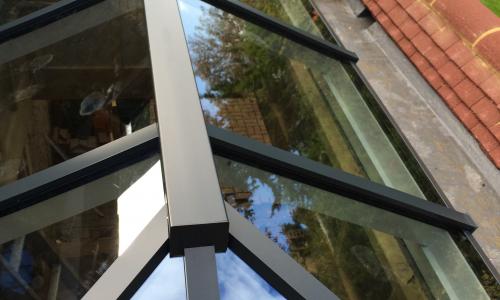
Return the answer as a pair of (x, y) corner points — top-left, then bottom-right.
(238, 0), (334, 42)
(0, 155), (165, 299)
(179, 0), (429, 199)
(131, 255), (186, 300)
(214, 156), (489, 299)
(0, 0), (156, 187)
(0, 0), (61, 26)
(216, 249), (285, 300)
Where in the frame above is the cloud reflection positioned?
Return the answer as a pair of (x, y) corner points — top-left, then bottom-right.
(216, 250), (285, 300)
(131, 255), (186, 300)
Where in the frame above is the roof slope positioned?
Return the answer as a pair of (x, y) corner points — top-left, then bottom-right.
(363, 0), (500, 168)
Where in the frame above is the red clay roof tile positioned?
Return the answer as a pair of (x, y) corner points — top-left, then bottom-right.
(461, 58), (494, 86)
(419, 13), (444, 36)
(445, 41), (474, 67)
(455, 79), (485, 107)
(407, 1), (430, 21)
(388, 25), (405, 41)
(426, 46), (448, 69)
(438, 85), (461, 108)
(489, 123), (500, 141)
(475, 33), (500, 71)
(471, 98), (500, 128)
(433, 0), (500, 43)
(378, 0), (398, 13)
(452, 103), (480, 129)
(431, 27), (460, 51)
(400, 18), (421, 39)
(471, 124), (499, 152)
(388, 5), (410, 26)
(437, 61), (466, 87)
(479, 75), (500, 105)
(364, 0), (500, 168)
(410, 52), (432, 72)
(375, 11), (392, 28)
(422, 68), (445, 89)
(399, 38), (417, 56)
(395, 0), (414, 9)
(412, 31), (435, 54)
(365, 0), (382, 16)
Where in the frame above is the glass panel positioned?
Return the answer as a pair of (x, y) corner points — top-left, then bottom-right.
(216, 249), (285, 300)
(238, 0), (335, 43)
(0, 0), (156, 187)
(214, 156), (489, 300)
(0, 0), (61, 26)
(0, 155), (166, 299)
(131, 255), (186, 300)
(178, 0), (432, 200)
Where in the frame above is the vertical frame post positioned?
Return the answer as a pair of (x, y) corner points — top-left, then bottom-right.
(184, 246), (220, 300)
(144, 0), (228, 256)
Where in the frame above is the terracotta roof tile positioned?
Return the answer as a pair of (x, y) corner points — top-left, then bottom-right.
(475, 33), (500, 71)
(400, 18), (421, 39)
(455, 79), (485, 107)
(437, 61), (466, 87)
(471, 98), (500, 128)
(419, 13), (444, 36)
(445, 41), (474, 67)
(395, 0), (414, 9)
(461, 57), (494, 86)
(426, 46), (448, 69)
(365, 0), (382, 16)
(407, 1), (430, 21)
(410, 52), (431, 72)
(376, 12), (405, 42)
(479, 75), (500, 105)
(438, 85), (461, 108)
(452, 103), (480, 129)
(375, 12), (392, 29)
(431, 27), (460, 51)
(412, 31), (435, 54)
(422, 68), (445, 89)
(378, 0), (398, 13)
(489, 123), (500, 141)
(365, 0), (500, 168)
(433, 0), (500, 43)
(388, 5), (410, 26)
(471, 123), (499, 152)
(399, 38), (417, 56)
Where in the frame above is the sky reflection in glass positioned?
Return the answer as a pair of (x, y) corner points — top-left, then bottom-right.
(131, 255), (186, 300)
(216, 250), (285, 300)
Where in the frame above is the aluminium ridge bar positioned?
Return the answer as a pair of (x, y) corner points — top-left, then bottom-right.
(200, 0), (358, 62)
(0, 124), (159, 218)
(0, 0), (105, 44)
(144, 0), (228, 256)
(208, 125), (477, 232)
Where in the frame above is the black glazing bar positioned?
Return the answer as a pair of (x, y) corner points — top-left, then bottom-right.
(207, 125), (477, 232)
(0, 0), (105, 44)
(200, 0), (359, 62)
(0, 124), (159, 217)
